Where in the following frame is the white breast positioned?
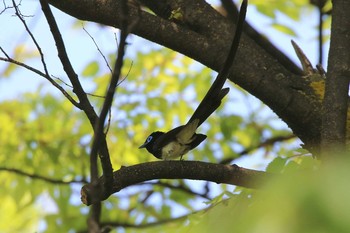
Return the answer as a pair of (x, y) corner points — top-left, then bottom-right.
(161, 141), (190, 160)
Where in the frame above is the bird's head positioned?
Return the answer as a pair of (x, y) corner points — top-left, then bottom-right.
(139, 131), (164, 152)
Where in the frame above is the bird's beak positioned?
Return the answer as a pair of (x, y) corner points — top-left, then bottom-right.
(138, 143), (146, 149)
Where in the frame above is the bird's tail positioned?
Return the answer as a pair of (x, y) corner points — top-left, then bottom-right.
(188, 87), (229, 127)
(186, 0), (246, 128)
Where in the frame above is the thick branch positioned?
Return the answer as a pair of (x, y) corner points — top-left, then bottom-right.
(321, 0), (350, 155)
(81, 161), (272, 206)
(222, 0), (302, 75)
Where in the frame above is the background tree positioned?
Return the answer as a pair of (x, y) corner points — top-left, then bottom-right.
(1, 0), (349, 232)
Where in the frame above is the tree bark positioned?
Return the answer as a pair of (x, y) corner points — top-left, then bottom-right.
(321, 0), (350, 157)
(81, 161), (273, 205)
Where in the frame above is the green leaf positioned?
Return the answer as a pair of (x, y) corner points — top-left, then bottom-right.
(266, 156), (287, 172)
(271, 23), (297, 36)
(220, 115), (242, 140)
(81, 61), (99, 77)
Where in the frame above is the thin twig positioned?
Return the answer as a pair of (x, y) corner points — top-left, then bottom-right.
(1, 0), (12, 15)
(100, 213), (191, 229)
(77, 211), (196, 232)
(219, 134), (296, 164)
(0, 47), (80, 107)
(0, 167), (87, 184)
(12, 0), (50, 78)
(89, 0), (139, 186)
(52, 74), (106, 98)
(154, 181), (211, 200)
(51, 75), (73, 88)
(129, 181), (211, 200)
(82, 26), (113, 73)
(4, 1), (80, 107)
(117, 60), (133, 86)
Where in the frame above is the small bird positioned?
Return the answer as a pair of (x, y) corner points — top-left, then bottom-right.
(139, 88), (229, 160)
(139, 0), (247, 160)
(139, 119), (207, 160)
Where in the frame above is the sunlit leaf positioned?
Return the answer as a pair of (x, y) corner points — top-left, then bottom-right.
(266, 156), (287, 172)
(81, 61), (99, 77)
(271, 23), (297, 36)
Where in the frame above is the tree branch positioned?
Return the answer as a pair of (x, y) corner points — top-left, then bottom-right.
(89, 0), (137, 205)
(219, 134), (296, 164)
(39, 0), (91, 111)
(321, 0), (350, 156)
(0, 167), (86, 184)
(0, 47), (80, 107)
(81, 161), (272, 206)
(220, 0), (302, 75)
(77, 211), (194, 233)
(39, 0), (115, 185)
(1, 1), (80, 107)
(152, 181), (211, 199)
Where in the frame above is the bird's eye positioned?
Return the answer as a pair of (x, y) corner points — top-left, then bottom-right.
(146, 136), (153, 143)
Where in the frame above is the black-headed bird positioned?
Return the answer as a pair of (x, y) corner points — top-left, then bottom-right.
(139, 0), (247, 160)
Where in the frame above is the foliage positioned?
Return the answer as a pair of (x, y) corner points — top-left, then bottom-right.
(178, 158), (349, 233)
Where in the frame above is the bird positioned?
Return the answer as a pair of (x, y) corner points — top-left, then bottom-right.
(139, 0), (247, 160)
(139, 88), (229, 160)
(138, 119), (207, 160)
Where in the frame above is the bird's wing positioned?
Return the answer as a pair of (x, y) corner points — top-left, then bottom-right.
(153, 119), (200, 150)
(152, 125), (184, 150)
(175, 119), (200, 144)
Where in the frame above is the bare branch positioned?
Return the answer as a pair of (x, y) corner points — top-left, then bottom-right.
(39, 0), (93, 113)
(38, 1), (123, 186)
(0, 47), (80, 107)
(321, 0), (350, 156)
(82, 26), (113, 73)
(81, 161), (272, 206)
(101, 212), (190, 228)
(11, 0), (50, 78)
(1, 0), (12, 14)
(77, 212), (195, 233)
(154, 181), (211, 200)
(89, 0), (139, 194)
(220, 134), (296, 164)
(1, 1), (80, 107)
(87, 0), (139, 230)
(0, 167), (87, 184)
(220, 0), (302, 75)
